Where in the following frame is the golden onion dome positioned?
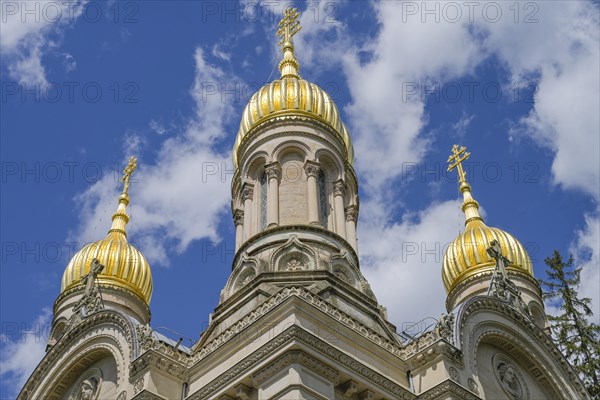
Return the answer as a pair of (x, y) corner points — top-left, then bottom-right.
(61, 157), (153, 304)
(442, 145), (533, 294)
(232, 8), (354, 168)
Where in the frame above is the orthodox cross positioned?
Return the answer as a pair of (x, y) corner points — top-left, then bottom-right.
(447, 144), (471, 183)
(277, 7), (301, 47)
(122, 156), (137, 196)
(81, 258), (104, 297)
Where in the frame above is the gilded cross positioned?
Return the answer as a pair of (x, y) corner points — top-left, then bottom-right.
(122, 156), (137, 195)
(277, 7), (301, 48)
(447, 144), (470, 184)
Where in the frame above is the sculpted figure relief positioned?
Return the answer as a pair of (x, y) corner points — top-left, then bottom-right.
(69, 375), (101, 400)
(497, 362), (523, 399)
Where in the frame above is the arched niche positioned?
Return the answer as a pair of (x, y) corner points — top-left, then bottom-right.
(270, 235), (317, 272)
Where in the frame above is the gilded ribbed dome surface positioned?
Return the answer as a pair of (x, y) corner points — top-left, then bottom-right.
(233, 9), (353, 167)
(442, 220), (533, 293)
(61, 157), (153, 305)
(443, 145), (534, 294)
(61, 231), (153, 304)
(234, 77), (354, 167)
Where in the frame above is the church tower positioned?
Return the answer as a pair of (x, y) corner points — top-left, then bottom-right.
(18, 8), (591, 400)
(442, 145), (547, 329)
(222, 7), (367, 305)
(52, 157), (153, 336)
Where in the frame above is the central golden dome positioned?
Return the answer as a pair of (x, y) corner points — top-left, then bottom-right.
(442, 146), (533, 294)
(233, 8), (353, 168)
(61, 157), (153, 305)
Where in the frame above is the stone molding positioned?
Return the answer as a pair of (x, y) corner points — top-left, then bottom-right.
(232, 224), (358, 269)
(188, 326), (415, 400)
(130, 349), (188, 381)
(417, 379), (481, 400)
(190, 286), (407, 366)
(236, 116), (349, 166)
(446, 269), (541, 311)
(131, 389), (166, 400)
(251, 350), (340, 386)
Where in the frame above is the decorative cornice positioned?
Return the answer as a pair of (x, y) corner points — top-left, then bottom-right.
(236, 114), (349, 166)
(54, 283), (150, 316)
(251, 350), (339, 386)
(188, 326), (415, 400)
(130, 349), (187, 381)
(131, 390), (165, 400)
(417, 379), (481, 400)
(233, 224), (358, 268)
(190, 286), (406, 365)
(446, 268), (541, 311)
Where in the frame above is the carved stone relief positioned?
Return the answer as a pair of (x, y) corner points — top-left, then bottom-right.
(493, 353), (529, 400)
(448, 366), (460, 384)
(68, 368), (102, 400)
(467, 378), (479, 395)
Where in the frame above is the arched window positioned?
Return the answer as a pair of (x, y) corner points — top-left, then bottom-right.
(318, 169), (329, 226)
(260, 172), (267, 230)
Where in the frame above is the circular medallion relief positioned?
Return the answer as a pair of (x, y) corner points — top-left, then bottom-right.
(493, 353), (529, 400)
(68, 367), (102, 400)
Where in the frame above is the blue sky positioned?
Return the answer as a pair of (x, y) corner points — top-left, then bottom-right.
(1, 1), (599, 397)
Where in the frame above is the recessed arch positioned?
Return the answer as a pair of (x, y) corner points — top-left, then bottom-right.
(272, 140), (310, 165)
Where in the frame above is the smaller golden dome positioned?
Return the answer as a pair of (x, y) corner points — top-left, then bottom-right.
(61, 157), (153, 304)
(442, 145), (534, 294)
(232, 7), (354, 168)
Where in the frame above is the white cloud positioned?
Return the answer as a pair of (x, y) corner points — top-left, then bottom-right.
(359, 200), (463, 329)
(0, 308), (51, 398)
(452, 112), (475, 138)
(483, 1), (600, 200)
(149, 119), (167, 135)
(72, 48), (234, 266)
(571, 212), (600, 324)
(0, 0), (87, 84)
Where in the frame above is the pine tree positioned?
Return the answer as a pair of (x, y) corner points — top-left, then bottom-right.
(540, 250), (600, 399)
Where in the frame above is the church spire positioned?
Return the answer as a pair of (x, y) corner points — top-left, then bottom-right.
(108, 156), (137, 237)
(277, 7), (301, 78)
(447, 144), (484, 227)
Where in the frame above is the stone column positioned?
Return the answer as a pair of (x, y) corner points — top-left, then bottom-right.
(233, 209), (244, 251)
(304, 161), (320, 225)
(334, 181), (347, 237)
(345, 205), (358, 252)
(242, 184), (254, 242)
(265, 163), (281, 228)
